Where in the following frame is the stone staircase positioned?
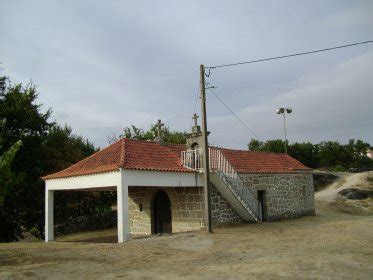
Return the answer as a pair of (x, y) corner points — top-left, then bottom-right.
(181, 148), (261, 222)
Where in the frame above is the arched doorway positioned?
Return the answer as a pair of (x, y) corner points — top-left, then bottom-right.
(153, 190), (172, 234)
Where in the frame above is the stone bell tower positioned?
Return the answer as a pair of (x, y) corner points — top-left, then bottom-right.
(186, 113), (209, 150)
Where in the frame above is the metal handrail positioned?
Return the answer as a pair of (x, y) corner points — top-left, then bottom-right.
(181, 148), (260, 220)
(215, 170), (260, 219)
(208, 148), (257, 199)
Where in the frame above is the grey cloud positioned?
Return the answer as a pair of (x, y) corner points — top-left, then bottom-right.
(0, 0), (372, 149)
(209, 50), (373, 148)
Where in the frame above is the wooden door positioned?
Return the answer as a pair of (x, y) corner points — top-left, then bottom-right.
(154, 190), (172, 234)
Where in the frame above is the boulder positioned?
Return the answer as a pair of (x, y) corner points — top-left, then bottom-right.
(338, 188), (373, 200)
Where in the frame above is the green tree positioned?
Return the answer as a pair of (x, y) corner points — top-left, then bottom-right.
(248, 138), (286, 153)
(318, 141), (348, 169)
(0, 120), (22, 241)
(119, 125), (154, 141)
(247, 138), (263, 151)
(258, 139), (286, 153)
(247, 138), (372, 171)
(112, 124), (186, 144)
(0, 121), (22, 205)
(42, 125), (96, 174)
(288, 142), (319, 168)
(0, 80), (52, 241)
(0, 75), (116, 241)
(0, 76), (6, 93)
(42, 125), (115, 227)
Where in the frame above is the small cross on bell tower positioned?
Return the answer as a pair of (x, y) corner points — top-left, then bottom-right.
(155, 119), (164, 143)
(192, 113), (201, 133)
(186, 113), (209, 150)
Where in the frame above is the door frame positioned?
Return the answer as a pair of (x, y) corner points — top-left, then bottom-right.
(152, 190), (172, 234)
(257, 190), (266, 221)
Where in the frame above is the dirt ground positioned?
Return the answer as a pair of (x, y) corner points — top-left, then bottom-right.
(1, 176), (373, 279)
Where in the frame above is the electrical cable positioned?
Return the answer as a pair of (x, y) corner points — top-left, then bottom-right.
(209, 88), (262, 141)
(206, 40), (373, 71)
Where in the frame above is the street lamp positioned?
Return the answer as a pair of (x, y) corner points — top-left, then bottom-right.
(276, 107), (292, 154)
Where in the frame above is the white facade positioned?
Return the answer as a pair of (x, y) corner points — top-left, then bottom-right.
(44, 169), (203, 243)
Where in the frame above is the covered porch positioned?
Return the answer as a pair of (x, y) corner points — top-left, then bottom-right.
(45, 168), (203, 243)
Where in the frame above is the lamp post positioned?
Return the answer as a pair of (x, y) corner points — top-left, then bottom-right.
(276, 107), (292, 154)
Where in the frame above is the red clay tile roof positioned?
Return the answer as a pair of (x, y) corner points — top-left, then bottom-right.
(42, 138), (310, 180)
(218, 148), (310, 174)
(42, 139), (192, 180)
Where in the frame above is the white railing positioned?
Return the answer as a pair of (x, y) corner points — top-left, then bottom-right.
(209, 148), (238, 180)
(209, 148), (260, 219)
(181, 149), (203, 171)
(181, 148), (242, 179)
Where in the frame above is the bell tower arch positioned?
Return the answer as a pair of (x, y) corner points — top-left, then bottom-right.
(186, 113), (209, 150)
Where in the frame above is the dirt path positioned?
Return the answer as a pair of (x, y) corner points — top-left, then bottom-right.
(1, 183), (372, 279)
(316, 172), (369, 202)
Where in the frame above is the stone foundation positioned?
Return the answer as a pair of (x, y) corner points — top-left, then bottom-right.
(241, 172), (315, 221)
(127, 185), (241, 236)
(127, 172), (314, 235)
(209, 184), (242, 226)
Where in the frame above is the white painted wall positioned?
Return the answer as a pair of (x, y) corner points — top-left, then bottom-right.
(117, 169), (130, 242)
(45, 190), (54, 242)
(45, 171), (120, 191)
(122, 169), (203, 187)
(44, 169), (203, 243)
(45, 170), (203, 191)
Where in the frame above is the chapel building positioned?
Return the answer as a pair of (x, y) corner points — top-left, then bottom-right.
(43, 118), (315, 243)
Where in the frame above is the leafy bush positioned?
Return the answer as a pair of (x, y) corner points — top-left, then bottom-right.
(0, 76), (113, 242)
(330, 165), (346, 172)
(248, 138), (372, 171)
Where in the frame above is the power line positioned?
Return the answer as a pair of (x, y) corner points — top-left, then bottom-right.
(206, 40), (373, 71)
(193, 89), (199, 114)
(209, 88), (262, 141)
(190, 87), (200, 127)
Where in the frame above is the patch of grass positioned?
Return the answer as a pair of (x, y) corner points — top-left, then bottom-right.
(329, 165), (346, 172)
(367, 177), (373, 183)
(334, 197), (373, 216)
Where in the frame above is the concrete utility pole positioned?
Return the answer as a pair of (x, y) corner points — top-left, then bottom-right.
(276, 107), (292, 154)
(200, 64), (212, 233)
(282, 113), (287, 154)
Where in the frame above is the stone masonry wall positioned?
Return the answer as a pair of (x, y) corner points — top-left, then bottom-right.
(209, 184), (242, 226)
(240, 172), (315, 221)
(127, 185), (241, 236)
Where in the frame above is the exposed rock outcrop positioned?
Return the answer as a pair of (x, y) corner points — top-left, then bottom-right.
(338, 188), (373, 200)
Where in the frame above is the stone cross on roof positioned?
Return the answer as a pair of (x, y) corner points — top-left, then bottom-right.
(156, 119), (164, 140)
(192, 113), (199, 127)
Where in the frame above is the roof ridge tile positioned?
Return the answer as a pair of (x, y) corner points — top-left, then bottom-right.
(119, 138), (126, 167)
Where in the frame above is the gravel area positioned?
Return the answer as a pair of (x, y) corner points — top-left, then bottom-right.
(1, 183), (372, 279)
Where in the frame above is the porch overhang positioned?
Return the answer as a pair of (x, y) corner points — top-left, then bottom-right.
(44, 169), (204, 244)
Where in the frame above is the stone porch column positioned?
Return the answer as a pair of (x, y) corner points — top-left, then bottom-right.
(45, 189), (54, 242)
(117, 169), (130, 243)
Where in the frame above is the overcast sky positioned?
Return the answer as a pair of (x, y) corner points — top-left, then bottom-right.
(1, 0), (372, 149)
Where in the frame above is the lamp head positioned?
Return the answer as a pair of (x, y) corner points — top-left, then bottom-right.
(276, 108), (285, 114)
(286, 107), (292, 114)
